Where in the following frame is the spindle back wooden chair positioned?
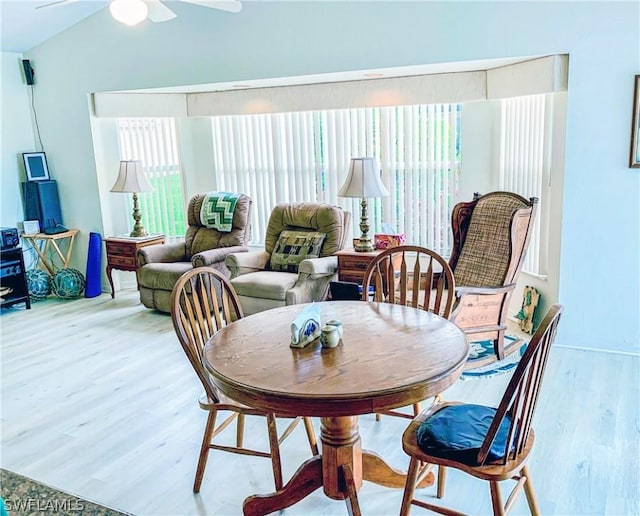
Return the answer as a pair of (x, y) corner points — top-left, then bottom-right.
(361, 245), (456, 420)
(171, 267), (318, 493)
(399, 304), (563, 516)
(362, 245), (455, 317)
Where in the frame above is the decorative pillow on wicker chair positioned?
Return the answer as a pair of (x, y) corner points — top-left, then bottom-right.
(270, 231), (326, 273)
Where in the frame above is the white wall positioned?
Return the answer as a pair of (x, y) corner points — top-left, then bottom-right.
(510, 91), (568, 330)
(0, 53), (37, 230)
(179, 117), (219, 199)
(460, 91), (569, 332)
(458, 101), (496, 204)
(6, 1), (638, 353)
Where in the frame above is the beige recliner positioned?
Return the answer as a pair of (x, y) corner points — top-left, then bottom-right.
(226, 202), (350, 316)
(137, 193), (252, 313)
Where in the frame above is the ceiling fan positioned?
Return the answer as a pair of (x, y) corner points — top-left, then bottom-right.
(37, 0), (242, 26)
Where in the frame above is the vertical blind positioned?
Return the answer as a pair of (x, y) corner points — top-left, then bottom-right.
(117, 118), (186, 239)
(211, 104), (460, 255)
(499, 94), (548, 276)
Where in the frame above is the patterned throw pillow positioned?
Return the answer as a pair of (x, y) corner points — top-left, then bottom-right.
(270, 231), (326, 273)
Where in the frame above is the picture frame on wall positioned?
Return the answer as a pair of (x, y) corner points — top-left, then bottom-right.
(22, 151), (50, 181)
(630, 75), (640, 168)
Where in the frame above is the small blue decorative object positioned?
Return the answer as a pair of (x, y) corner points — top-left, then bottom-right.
(52, 268), (85, 299)
(290, 302), (321, 348)
(26, 269), (51, 301)
(85, 232), (102, 298)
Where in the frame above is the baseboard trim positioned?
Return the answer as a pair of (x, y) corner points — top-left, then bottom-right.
(554, 344), (640, 358)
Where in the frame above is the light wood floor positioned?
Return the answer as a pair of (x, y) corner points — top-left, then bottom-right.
(1, 290), (638, 515)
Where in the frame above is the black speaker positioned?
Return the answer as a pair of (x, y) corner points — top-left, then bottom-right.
(22, 59), (34, 85)
(22, 180), (63, 231)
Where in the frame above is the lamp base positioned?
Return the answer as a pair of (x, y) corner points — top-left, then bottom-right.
(129, 191), (148, 238)
(353, 238), (375, 252)
(353, 197), (375, 252)
(129, 228), (148, 238)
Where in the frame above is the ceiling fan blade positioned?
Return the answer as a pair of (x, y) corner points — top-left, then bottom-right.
(36, 0), (79, 9)
(146, 0), (177, 22)
(179, 0), (242, 14)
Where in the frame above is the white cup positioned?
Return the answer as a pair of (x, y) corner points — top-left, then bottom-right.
(326, 319), (343, 338)
(321, 325), (340, 348)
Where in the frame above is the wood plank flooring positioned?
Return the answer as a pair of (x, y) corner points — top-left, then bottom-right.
(1, 291), (638, 515)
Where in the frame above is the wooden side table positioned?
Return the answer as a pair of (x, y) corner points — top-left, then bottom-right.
(336, 247), (400, 284)
(104, 235), (165, 298)
(22, 229), (79, 277)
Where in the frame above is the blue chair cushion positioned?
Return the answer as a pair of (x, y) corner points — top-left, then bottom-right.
(416, 404), (514, 465)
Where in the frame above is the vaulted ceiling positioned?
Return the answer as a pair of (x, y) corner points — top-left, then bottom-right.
(1, 1), (109, 53)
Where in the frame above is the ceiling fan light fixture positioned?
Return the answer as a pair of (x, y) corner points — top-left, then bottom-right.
(109, 0), (148, 26)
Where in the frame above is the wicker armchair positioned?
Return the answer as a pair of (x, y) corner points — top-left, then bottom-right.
(448, 191), (538, 369)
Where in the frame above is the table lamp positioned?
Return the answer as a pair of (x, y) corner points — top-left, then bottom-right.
(338, 157), (389, 252)
(110, 160), (154, 237)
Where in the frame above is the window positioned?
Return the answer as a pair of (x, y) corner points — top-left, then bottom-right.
(117, 118), (186, 239)
(498, 94), (549, 277)
(211, 104), (460, 255)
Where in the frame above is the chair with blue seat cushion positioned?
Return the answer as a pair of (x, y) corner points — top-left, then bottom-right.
(400, 304), (563, 516)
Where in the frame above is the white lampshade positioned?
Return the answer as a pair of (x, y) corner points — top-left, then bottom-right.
(110, 160), (154, 193)
(338, 157), (389, 199)
(109, 0), (148, 26)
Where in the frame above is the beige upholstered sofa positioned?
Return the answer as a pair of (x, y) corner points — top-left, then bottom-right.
(226, 202), (350, 316)
(137, 193), (252, 313)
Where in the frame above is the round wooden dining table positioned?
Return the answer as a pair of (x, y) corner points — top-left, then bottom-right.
(203, 300), (468, 515)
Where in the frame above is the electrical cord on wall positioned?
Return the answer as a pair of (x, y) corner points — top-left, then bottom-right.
(29, 85), (45, 152)
(20, 238), (39, 270)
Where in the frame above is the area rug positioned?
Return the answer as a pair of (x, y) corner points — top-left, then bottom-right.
(461, 335), (528, 380)
(0, 469), (131, 516)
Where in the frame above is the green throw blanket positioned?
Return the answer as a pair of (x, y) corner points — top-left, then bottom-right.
(200, 192), (241, 232)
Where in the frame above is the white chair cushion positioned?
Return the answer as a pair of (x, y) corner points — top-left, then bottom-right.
(231, 271), (298, 301)
(237, 296), (286, 316)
